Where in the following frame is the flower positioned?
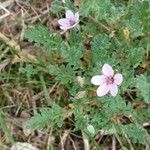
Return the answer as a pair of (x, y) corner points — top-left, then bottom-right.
(58, 10), (79, 31)
(91, 64), (123, 97)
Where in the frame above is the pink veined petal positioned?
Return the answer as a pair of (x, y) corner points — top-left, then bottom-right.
(58, 18), (70, 27)
(75, 12), (79, 22)
(109, 84), (118, 97)
(60, 26), (69, 30)
(96, 83), (109, 97)
(91, 75), (106, 86)
(66, 10), (75, 20)
(60, 24), (77, 30)
(102, 64), (114, 77)
(60, 25), (75, 30)
(114, 73), (123, 85)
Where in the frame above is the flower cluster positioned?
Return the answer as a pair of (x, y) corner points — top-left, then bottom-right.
(58, 10), (123, 97)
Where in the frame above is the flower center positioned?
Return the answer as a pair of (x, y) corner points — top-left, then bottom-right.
(69, 19), (76, 26)
(106, 76), (114, 85)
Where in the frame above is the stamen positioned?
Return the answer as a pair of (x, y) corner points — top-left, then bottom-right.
(69, 19), (76, 26)
(106, 76), (114, 85)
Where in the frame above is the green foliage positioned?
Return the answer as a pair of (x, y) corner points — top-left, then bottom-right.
(60, 31), (84, 67)
(102, 96), (132, 116)
(0, 111), (14, 143)
(73, 100), (88, 129)
(68, 30), (85, 46)
(122, 1), (149, 38)
(106, 124), (148, 144)
(91, 33), (111, 65)
(51, 0), (63, 14)
(61, 43), (83, 67)
(89, 96), (132, 130)
(25, 25), (62, 51)
(127, 47), (145, 68)
(135, 75), (150, 103)
(133, 107), (150, 125)
(73, 95), (149, 144)
(47, 64), (76, 84)
(122, 124), (148, 144)
(80, 0), (113, 20)
(51, 0), (73, 14)
(107, 6), (124, 23)
(19, 65), (38, 79)
(26, 104), (64, 129)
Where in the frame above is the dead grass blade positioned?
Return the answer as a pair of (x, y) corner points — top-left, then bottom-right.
(0, 59), (10, 72)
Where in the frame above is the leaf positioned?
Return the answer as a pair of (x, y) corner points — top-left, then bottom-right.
(91, 33), (111, 64)
(127, 47), (145, 68)
(25, 25), (51, 45)
(47, 64), (76, 84)
(68, 30), (84, 46)
(101, 96), (132, 117)
(80, 0), (113, 20)
(19, 65), (38, 79)
(51, 0), (63, 14)
(26, 104), (64, 129)
(123, 124), (148, 144)
(61, 43), (83, 67)
(136, 75), (150, 103)
(25, 25), (62, 51)
(122, 1), (149, 38)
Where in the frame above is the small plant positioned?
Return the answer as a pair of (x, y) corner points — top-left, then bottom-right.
(24, 0), (149, 148)
(0, 0), (149, 149)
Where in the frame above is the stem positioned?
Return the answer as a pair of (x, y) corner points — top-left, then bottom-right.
(89, 16), (112, 33)
(112, 135), (116, 150)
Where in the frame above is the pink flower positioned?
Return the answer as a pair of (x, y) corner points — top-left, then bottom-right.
(58, 10), (79, 31)
(91, 64), (123, 97)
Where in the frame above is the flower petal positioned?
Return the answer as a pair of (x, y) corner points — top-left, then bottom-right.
(96, 84), (109, 97)
(75, 12), (79, 22)
(102, 64), (114, 76)
(60, 25), (74, 30)
(91, 75), (106, 86)
(114, 73), (123, 85)
(60, 26), (68, 30)
(66, 10), (75, 19)
(58, 18), (70, 27)
(109, 84), (118, 96)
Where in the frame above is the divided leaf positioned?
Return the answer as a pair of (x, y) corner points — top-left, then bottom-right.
(61, 43), (83, 67)
(136, 75), (150, 103)
(25, 25), (62, 51)
(47, 64), (76, 84)
(26, 104), (64, 129)
(91, 33), (111, 64)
